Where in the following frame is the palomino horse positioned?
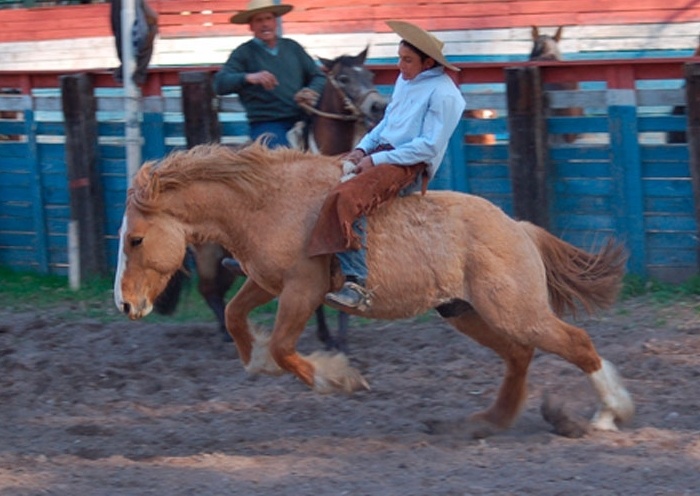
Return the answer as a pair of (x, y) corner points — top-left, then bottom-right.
(115, 142), (634, 438)
(530, 26), (583, 144)
(156, 49), (387, 351)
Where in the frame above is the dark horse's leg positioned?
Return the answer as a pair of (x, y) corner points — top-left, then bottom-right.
(193, 244), (244, 342)
(315, 307), (350, 353)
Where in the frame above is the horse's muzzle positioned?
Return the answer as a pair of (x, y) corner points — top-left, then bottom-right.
(117, 299), (153, 320)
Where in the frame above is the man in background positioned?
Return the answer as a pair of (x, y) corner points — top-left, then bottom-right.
(110, 0), (158, 86)
(213, 0), (325, 148)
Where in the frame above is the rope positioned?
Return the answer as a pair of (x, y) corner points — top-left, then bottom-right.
(299, 71), (368, 121)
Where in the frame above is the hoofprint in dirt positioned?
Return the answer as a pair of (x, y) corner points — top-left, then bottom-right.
(1, 297), (699, 495)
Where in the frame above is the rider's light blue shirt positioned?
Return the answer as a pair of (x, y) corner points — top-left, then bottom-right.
(356, 66), (466, 186)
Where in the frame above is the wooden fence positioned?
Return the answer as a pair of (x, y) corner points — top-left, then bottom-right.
(1, 57), (699, 283)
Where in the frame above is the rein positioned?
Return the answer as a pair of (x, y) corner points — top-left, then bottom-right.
(299, 71), (379, 122)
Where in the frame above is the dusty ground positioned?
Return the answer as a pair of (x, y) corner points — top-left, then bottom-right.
(1, 296), (699, 496)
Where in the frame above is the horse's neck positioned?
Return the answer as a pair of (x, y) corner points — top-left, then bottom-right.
(310, 83), (357, 155)
(307, 122), (364, 155)
(171, 163), (340, 260)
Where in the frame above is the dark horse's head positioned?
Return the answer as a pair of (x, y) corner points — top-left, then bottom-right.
(530, 26), (564, 61)
(319, 47), (387, 130)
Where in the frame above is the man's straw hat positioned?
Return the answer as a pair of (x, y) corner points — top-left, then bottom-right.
(386, 20), (459, 72)
(230, 0), (293, 24)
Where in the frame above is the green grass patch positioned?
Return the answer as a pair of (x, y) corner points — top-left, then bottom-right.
(4, 265), (700, 323)
(620, 274), (700, 303)
(0, 266), (277, 324)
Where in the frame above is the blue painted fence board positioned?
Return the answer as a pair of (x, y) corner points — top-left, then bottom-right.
(1, 81), (698, 281)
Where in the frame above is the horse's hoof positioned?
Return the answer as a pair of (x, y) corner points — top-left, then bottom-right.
(541, 392), (589, 438)
(590, 409), (620, 432)
(314, 371), (369, 394)
(307, 351), (369, 394)
(218, 326), (233, 343)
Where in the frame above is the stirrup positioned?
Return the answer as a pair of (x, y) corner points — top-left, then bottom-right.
(325, 281), (373, 312)
(221, 257), (245, 275)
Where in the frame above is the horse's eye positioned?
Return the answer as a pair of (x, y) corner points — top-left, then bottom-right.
(337, 75), (350, 85)
(130, 237), (143, 247)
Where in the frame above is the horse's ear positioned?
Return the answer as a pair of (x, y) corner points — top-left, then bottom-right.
(357, 45), (369, 64)
(319, 57), (334, 71)
(554, 26), (564, 42)
(531, 26), (539, 40)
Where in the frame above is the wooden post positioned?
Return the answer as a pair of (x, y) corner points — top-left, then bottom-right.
(505, 66), (550, 229)
(60, 73), (107, 280)
(685, 62), (700, 273)
(180, 71), (221, 147)
(24, 99), (50, 273)
(608, 86), (645, 278)
(142, 95), (167, 161)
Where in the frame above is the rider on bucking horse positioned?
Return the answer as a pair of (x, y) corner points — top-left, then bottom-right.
(307, 20), (466, 311)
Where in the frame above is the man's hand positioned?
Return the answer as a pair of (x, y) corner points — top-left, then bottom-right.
(294, 88), (320, 108)
(355, 156), (374, 174)
(342, 149), (366, 165)
(245, 71), (278, 90)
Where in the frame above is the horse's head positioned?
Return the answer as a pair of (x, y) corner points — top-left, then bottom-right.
(320, 47), (388, 130)
(113, 178), (189, 320)
(530, 26), (564, 61)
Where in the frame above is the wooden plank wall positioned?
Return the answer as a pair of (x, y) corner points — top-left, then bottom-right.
(1, 0), (700, 71)
(4, 0), (697, 40)
(1, 59), (698, 282)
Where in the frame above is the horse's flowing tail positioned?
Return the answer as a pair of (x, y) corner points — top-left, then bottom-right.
(521, 222), (628, 317)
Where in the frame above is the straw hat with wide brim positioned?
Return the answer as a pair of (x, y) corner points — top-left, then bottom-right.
(386, 20), (459, 72)
(230, 0), (293, 24)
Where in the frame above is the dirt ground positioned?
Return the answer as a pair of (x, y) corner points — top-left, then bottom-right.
(1, 296), (699, 496)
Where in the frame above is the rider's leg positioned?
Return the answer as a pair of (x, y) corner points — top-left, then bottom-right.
(325, 217), (373, 310)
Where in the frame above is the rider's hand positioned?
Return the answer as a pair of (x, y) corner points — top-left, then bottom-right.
(294, 88), (320, 108)
(355, 155), (374, 174)
(245, 71), (278, 90)
(342, 148), (366, 165)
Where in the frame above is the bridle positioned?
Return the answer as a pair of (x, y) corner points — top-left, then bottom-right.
(298, 69), (380, 122)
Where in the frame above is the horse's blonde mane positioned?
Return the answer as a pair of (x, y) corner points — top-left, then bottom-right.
(129, 141), (323, 212)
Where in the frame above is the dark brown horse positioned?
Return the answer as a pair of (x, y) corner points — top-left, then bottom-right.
(299, 47), (386, 155)
(530, 26), (582, 144)
(155, 49), (387, 352)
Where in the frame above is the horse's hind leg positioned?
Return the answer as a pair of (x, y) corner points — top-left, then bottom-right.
(428, 307), (534, 438)
(531, 315), (634, 431)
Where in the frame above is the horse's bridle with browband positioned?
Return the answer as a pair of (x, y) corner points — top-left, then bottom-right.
(298, 69), (380, 122)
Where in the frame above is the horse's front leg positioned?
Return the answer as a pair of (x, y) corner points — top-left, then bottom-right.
(224, 277), (275, 367)
(270, 283), (369, 393)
